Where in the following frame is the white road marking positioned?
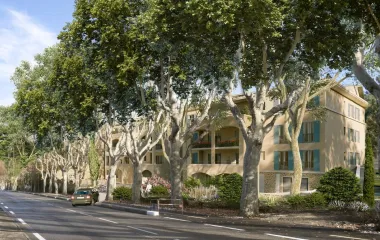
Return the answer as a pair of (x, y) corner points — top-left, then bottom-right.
(4, 206), (8, 209)
(265, 233), (308, 240)
(33, 233), (46, 240)
(17, 218), (26, 225)
(78, 212), (92, 217)
(9, 211), (14, 215)
(0, 203), (3, 204)
(66, 209), (76, 212)
(164, 217), (190, 222)
(329, 235), (368, 240)
(127, 226), (158, 235)
(98, 217), (118, 224)
(204, 224), (244, 231)
(187, 216), (206, 219)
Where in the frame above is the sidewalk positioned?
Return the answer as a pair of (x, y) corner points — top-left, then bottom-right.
(0, 208), (28, 240)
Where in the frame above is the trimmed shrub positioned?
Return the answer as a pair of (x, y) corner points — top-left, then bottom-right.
(112, 186), (132, 200)
(287, 195), (306, 209)
(215, 173), (242, 207)
(184, 177), (201, 189)
(150, 185), (169, 197)
(303, 192), (327, 208)
(363, 136), (375, 207)
(317, 167), (361, 203)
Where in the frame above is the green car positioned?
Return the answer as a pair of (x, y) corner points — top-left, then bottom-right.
(71, 188), (99, 207)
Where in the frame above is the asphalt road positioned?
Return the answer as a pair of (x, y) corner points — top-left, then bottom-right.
(0, 191), (378, 240)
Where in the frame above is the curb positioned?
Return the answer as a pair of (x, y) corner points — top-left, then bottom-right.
(30, 192), (70, 201)
(98, 203), (159, 216)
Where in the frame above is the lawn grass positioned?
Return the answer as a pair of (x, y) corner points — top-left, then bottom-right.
(375, 174), (380, 187)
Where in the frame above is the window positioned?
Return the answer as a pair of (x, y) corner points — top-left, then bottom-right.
(188, 114), (195, 126)
(283, 177), (292, 192)
(343, 127), (346, 135)
(278, 126), (286, 144)
(215, 135), (222, 144)
(303, 122), (314, 142)
(301, 178), (308, 191)
(279, 152), (289, 170)
(347, 128), (360, 142)
(348, 152), (359, 165)
(348, 104), (361, 121)
(106, 156), (110, 166)
(302, 150), (314, 170)
(208, 154), (211, 164)
(155, 155), (163, 164)
(235, 153), (240, 164)
(261, 151), (265, 161)
(124, 157), (129, 164)
(192, 152), (199, 164)
(215, 154), (222, 164)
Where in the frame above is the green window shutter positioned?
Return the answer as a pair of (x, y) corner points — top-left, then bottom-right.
(313, 149), (320, 171)
(193, 132), (199, 141)
(300, 150), (305, 169)
(298, 123), (304, 143)
(288, 151), (294, 170)
(274, 151), (280, 170)
(274, 126), (280, 144)
(314, 121), (320, 142)
(192, 152), (198, 164)
(314, 96), (320, 106)
(288, 123), (292, 136)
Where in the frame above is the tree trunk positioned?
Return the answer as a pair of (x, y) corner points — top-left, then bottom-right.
(53, 174), (58, 194)
(62, 170), (68, 195)
(240, 144), (260, 217)
(11, 177), (18, 191)
(48, 176), (53, 193)
(290, 141), (302, 195)
(106, 164), (117, 201)
(42, 175), (47, 193)
(132, 163), (142, 203)
(74, 168), (79, 190)
(170, 152), (182, 201)
(92, 179), (98, 187)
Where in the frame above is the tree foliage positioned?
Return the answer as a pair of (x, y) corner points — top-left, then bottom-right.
(363, 135), (375, 207)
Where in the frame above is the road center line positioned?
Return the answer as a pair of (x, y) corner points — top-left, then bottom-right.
(17, 218), (26, 225)
(265, 233), (308, 240)
(164, 217), (191, 222)
(127, 226), (158, 235)
(9, 211), (14, 215)
(0, 203), (3, 204)
(204, 224), (244, 231)
(329, 235), (368, 240)
(33, 233), (46, 240)
(4, 206), (8, 209)
(98, 217), (118, 224)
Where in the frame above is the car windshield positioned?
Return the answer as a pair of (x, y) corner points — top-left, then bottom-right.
(74, 190), (90, 195)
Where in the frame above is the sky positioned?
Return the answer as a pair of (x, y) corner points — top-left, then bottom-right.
(0, 0), (75, 106)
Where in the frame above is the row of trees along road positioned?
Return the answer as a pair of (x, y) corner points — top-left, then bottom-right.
(8, 0), (380, 217)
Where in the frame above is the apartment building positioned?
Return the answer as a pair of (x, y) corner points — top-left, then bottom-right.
(102, 85), (367, 193)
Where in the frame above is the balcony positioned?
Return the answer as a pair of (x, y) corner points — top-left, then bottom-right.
(216, 139), (239, 147)
(193, 141), (212, 149)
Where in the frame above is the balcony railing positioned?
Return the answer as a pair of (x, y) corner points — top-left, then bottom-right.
(216, 139), (239, 147)
(193, 141), (212, 148)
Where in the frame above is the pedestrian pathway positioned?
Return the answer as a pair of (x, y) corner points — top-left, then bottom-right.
(0, 208), (28, 240)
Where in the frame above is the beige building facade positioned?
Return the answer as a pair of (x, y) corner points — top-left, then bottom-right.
(100, 85), (367, 193)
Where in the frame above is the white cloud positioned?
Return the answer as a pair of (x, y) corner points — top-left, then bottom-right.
(0, 9), (56, 106)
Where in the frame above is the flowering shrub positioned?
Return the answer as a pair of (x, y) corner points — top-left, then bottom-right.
(193, 142), (211, 148)
(141, 175), (171, 196)
(216, 139), (239, 147)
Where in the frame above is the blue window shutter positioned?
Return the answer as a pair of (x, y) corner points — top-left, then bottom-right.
(300, 150), (304, 169)
(274, 151), (279, 170)
(288, 151), (294, 170)
(192, 152), (198, 164)
(274, 126), (280, 144)
(298, 123), (304, 143)
(314, 96), (320, 106)
(314, 121), (320, 142)
(313, 149), (320, 171)
(193, 132), (199, 141)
